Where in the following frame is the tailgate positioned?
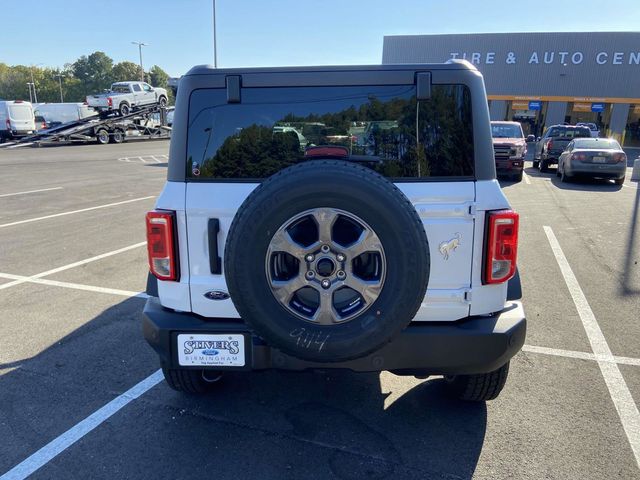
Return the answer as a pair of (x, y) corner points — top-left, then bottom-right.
(186, 182), (476, 322)
(87, 95), (109, 107)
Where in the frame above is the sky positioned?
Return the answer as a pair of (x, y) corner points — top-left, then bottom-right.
(2, 0), (639, 77)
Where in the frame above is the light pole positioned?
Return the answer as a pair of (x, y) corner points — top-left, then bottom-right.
(54, 71), (65, 102)
(131, 41), (148, 82)
(29, 63), (42, 103)
(212, 0), (218, 67)
(26, 83), (33, 103)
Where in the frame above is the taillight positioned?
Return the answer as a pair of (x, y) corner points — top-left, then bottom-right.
(484, 210), (519, 284)
(546, 139), (553, 151)
(107, 97), (113, 107)
(571, 153), (586, 162)
(146, 210), (178, 281)
(613, 152), (627, 163)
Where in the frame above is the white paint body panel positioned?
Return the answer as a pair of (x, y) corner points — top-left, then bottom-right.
(154, 177), (511, 321)
(154, 181), (191, 312)
(177, 179), (511, 322)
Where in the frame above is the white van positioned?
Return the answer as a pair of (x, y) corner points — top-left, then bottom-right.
(32, 103), (96, 129)
(0, 101), (35, 142)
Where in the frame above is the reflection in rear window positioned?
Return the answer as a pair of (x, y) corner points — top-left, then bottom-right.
(186, 84), (475, 180)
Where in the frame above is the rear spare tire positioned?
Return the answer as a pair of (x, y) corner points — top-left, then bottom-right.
(225, 160), (430, 363)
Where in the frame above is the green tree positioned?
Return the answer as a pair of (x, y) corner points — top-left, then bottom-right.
(112, 61), (143, 82)
(148, 65), (173, 104)
(72, 51), (113, 97)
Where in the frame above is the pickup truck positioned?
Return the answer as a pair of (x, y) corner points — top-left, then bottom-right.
(533, 125), (591, 172)
(491, 121), (527, 182)
(86, 81), (168, 116)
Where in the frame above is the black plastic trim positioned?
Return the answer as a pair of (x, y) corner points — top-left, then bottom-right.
(506, 268), (522, 300)
(416, 72), (431, 99)
(142, 297), (526, 375)
(226, 75), (241, 103)
(145, 272), (158, 297)
(208, 218), (222, 274)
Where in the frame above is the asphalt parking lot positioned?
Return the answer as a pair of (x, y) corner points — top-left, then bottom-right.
(0, 142), (639, 479)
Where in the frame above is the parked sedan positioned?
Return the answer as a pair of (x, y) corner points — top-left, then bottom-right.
(556, 138), (627, 185)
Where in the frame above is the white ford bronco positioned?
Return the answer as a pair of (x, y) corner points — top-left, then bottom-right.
(143, 61), (526, 401)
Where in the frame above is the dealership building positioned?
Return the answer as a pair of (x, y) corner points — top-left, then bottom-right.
(382, 32), (640, 146)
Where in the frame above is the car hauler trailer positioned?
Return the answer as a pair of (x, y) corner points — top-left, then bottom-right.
(0, 104), (171, 148)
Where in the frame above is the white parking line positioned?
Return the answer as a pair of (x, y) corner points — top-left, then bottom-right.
(0, 187), (63, 198)
(544, 225), (640, 468)
(522, 171), (531, 184)
(0, 273), (147, 299)
(0, 370), (163, 480)
(0, 242), (146, 291)
(0, 196), (154, 229)
(522, 344), (640, 367)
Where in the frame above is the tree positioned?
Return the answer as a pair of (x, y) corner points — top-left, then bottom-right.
(112, 61), (143, 82)
(72, 51), (113, 96)
(0, 52), (175, 104)
(148, 65), (173, 104)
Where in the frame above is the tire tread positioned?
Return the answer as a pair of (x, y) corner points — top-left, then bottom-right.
(448, 362), (509, 402)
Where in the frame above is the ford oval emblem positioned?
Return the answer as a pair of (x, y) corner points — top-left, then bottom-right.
(204, 290), (230, 301)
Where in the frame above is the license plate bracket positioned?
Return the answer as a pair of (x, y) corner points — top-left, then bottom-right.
(176, 333), (247, 367)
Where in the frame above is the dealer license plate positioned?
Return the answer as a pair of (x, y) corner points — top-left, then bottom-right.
(592, 156), (606, 163)
(177, 334), (246, 367)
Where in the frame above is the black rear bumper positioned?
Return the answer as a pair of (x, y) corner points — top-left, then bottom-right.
(142, 297), (526, 375)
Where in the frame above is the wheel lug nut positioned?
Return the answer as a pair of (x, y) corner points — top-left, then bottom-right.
(321, 245), (330, 253)
(321, 279), (331, 289)
(305, 254), (315, 262)
(337, 270), (346, 280)
(306, 271), (315, 279)
(336, 253), (345, 262)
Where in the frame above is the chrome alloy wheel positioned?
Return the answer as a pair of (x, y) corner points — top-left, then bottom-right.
(265, 208), (386, 325)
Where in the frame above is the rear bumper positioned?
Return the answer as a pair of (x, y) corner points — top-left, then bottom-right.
(142, 297), (526, 375)
(543, 152), (562, 163)
(566, 162), (626, 178)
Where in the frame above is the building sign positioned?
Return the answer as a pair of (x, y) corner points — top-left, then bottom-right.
(448, 51), (640, 66)
(591, 103), (605, 112)
(528, 101), (542, 111)
(512, 101), (529, 110)
(573, 103), (592, 112)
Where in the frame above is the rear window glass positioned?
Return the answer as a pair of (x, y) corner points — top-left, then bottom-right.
(9, 105), (32, 120)
(573, 138), (620, 149)
(186, 84), (474, 180)
(491, 123), (523, 138)
(112, 85), (130, 93)
(547, 127), (591, 139)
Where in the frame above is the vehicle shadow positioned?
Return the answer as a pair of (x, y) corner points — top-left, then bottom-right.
(550, 173), (623, 192)
(622, 184), (640, 296)
(0, 295), (487, 480)
(145, 163), (168, 167)
(141, 369), (488, 479)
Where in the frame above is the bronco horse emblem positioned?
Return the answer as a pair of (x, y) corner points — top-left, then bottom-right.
(439, 233), (461, 260)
